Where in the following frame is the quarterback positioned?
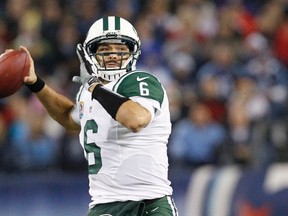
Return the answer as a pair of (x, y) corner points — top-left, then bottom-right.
(21, 16), (178, 216)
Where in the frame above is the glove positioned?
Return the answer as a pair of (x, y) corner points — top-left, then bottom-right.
(72, 43), (100, 90)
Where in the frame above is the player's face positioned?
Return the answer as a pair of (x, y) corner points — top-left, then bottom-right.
(96, 43), (130, 69)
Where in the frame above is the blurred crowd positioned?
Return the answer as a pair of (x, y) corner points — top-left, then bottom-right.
(0, 0), (288, 173)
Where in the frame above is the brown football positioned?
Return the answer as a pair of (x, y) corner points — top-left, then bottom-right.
(0, 49), (30, 98)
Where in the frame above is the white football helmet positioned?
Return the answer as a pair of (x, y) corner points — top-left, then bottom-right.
(83, 16), (141, 81)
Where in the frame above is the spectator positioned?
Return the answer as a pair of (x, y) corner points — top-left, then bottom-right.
(196, 40), (242, 100)
(273, 4), (288, 67)
(169, 101), (226, 168)
(6, 94), (58, 171)
(197, 74), (227, 124)
(241, 32), (288, 119)
(227, 74), (273, 168)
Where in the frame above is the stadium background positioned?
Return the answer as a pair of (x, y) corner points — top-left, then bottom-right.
(1, 0), (288, 215)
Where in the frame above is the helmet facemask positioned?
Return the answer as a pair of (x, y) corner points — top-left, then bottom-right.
(86, 38), (139, 81)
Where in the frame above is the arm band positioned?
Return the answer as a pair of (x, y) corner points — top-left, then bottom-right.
(25, 76), (45, 93)
(91, 84), (129, 119)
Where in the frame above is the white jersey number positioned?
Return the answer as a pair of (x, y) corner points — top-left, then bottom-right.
(139, 82), (149, 96)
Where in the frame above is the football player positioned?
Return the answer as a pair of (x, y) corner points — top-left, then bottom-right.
(22, 16), (178, 216)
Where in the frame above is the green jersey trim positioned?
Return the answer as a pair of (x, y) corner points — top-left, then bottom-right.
(76, 86), (85, 102)
(113, 71), (164, 106)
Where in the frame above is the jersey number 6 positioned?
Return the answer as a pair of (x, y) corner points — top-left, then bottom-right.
(139, 82), (149, 96)
(84, 119), (102, 174)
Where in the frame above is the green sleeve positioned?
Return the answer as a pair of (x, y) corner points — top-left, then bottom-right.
(113, 71), (164, 106)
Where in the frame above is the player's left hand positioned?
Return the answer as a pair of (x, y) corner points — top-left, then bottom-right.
(73, 44), (100, 90)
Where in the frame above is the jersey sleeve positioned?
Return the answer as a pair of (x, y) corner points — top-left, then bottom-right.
(113, 71), (165, 109)
(130, 96), (156, 123)
(71, 104), (80, 125)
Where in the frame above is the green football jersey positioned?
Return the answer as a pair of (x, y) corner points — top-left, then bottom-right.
(72, 71), (172, 208)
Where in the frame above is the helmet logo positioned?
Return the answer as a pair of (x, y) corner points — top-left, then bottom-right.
(105, 32), (118, 37)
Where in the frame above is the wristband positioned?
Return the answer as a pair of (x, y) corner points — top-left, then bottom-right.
(92, 84), (129, 119)
(25, 76), (45, 93)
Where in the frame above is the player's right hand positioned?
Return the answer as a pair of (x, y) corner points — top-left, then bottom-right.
(20, 46), (37, 85)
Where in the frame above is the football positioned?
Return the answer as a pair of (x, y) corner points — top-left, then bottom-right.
(0, 49), (30, 98)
